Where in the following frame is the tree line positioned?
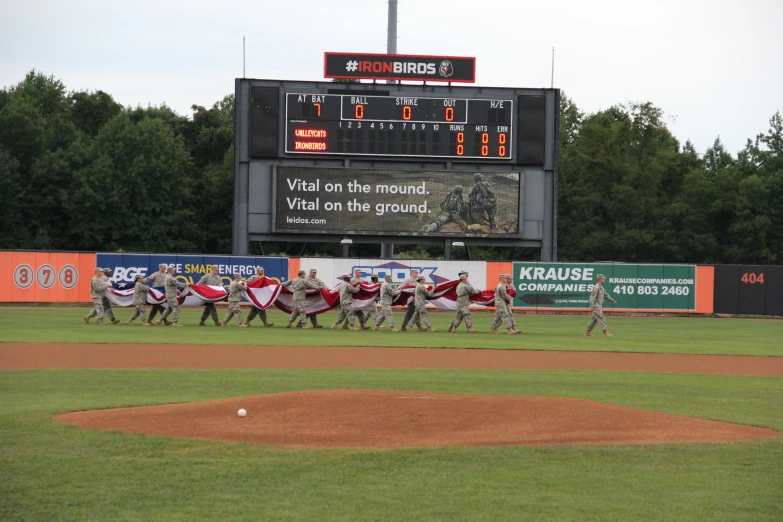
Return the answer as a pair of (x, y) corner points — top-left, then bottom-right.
(1, 71), (780, 264)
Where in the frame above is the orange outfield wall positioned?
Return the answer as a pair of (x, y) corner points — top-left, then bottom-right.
(0, 251), (95, 303)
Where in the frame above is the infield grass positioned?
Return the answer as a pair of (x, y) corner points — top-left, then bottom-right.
(1, 369), (781, 521)
(1, 307), (782, 356)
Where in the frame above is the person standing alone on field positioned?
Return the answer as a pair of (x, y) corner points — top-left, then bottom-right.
(197, 266), (222, 326)
(244, 267), (275, 327)
(222, 273), (249, 327)
(144, 263), (168, 324)
(400, 268), (424, 331)
(157, 265), (187, 327)
(490, 274), (520, 335)
(127, 274), (150, 325)
(585, 274), (617, 337)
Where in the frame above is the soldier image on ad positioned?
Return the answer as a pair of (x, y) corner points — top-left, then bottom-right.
(469, 173), (498, 231)
(222, 273), (248, 327)
(585, 274), (617, 337)
(157, 265), (187, 327)
(306, 268), (326, 328)
(127, 274), (150, 325)
(244, 267), (274, 327)
(449, 271), (480, 333)
(197, 266), (222, 326)
(491, 274), (520, 335)
(144, 263), (168, 323)
(423, 185), (469, 233)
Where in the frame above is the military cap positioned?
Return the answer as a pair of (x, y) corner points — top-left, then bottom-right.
(135, 274), (144, 280)
(500, 273), (512, 278)
(596, 274), (606, 279)
(103, 267), (112, 273)
(297, 269), (306, 276)
(94, 267), (103, 272)
(454, 185), (463, 192)
(410, 268), (420, 273)
(341, 273), (352, 279)
(158, 263), (167, 269)
(370, 275), (379, 281)
(416, 275), (426, 281)
(474, 173), (483, 181)
(384, 273), (392, 279)
(309, 268), (317, 273)
(233, 272), (241, 277)
(257, 266), (265, 271)
(167, 265), (176, 271)
(458, 271), (469, 277)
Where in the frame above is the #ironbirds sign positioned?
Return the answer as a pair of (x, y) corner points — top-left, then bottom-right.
(324, 52), (476, 83)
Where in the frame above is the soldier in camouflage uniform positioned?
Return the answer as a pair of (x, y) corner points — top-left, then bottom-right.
(197, 266), (222, 326)
(244, 266), (274, 327)
(144, 263), (168, 323)
(360, 275), (382, 326)
(422, 185), (469, 233)
(345, 268), (368, 329)
(585, 274), (617, 337)
(490, 274), (520, 335)
(157, 265), (187, 327)
(305, 268), (325, 328)
(222, 273), (249, 327)
(410, 275), (437, 332)
(282, 269), (312, 328)
(400, 269), (424, 331)
(449, 271), (480, 333)
(127, 274), (151, 325)
(374, 273), (401, 331)
(99, 268), (120, 324)
(331, 274), (364, 330)
(469, 173), (498, 230)
(84, 267), (111, 324)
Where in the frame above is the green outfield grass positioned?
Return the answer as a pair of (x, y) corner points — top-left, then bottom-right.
(1, 369), (781, 521)
(1, 307), (782, 356)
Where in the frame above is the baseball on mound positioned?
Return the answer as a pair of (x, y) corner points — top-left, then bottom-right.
(237, 408), (247, 418)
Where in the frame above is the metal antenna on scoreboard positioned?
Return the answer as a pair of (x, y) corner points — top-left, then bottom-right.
(243, 36), (246, 78)
(551, 47), (555, 88)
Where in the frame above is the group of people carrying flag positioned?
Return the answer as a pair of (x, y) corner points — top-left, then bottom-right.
(84, 264), (523, 334)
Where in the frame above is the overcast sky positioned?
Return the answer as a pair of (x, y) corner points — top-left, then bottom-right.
(2, 0), (780, 154)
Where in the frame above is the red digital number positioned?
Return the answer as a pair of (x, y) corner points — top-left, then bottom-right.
(64, 269), (73, 285)
(313, 103), (321, 117)
(481, 145), (488, 156)
(355, 105), (364, 119)
(43, 269), (51, 284)
(403, 106), (412, 120)
(20, 268), (29, 284)
(498, 145), (506, 156)
(499, 133), (506, 144)
(457, 144), (464, 155)
(481, 133), (489, 144)
(445, 107), (454, 122)
(457, 132), (464, 143)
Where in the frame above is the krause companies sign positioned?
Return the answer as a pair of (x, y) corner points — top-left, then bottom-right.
(512, 263), (697, 311)
(324, 52), (476, 83)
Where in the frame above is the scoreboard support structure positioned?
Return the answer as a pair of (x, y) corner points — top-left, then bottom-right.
(233, 79), (559, 261)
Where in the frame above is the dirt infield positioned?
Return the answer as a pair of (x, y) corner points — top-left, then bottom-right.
(53, 390), (781, 449)
(2, 343), (783, 376)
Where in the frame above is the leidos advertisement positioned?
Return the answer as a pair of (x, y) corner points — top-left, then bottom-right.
(274, 167), (520, 237)
(513, 262), (697, 311)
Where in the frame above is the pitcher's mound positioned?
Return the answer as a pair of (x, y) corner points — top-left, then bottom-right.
(53, 390), (780, 449)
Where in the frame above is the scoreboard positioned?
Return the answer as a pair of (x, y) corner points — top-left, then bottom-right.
(285, 93), (513, 159)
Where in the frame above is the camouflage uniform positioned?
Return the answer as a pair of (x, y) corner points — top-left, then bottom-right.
(100, 272), (116, 321)
(451, 281), (479, 329)
(423, 186), (468, 233)
(245, 273), (272, 326)
(400, 275), (422, 330)
(587, 283), (616, 333)
(128, 281), (149, 323)
(410, 282), (436, 329)
(349, 272), (366, 326)
(360, 279), (382, 325)
(159, 273), (187, 324)
(282, 276), (311, 327)
(144, 270), (168, 321)
(334, 281), (360, 327)
(469, 174), (498, 230)
(89, 275), (107, 320)
(375, 280), (400, 328)
(222, 279), (246, 325)
(490, 283), (515, 330)
(197, 272), (222, 325)
(306, 274), (326, 327)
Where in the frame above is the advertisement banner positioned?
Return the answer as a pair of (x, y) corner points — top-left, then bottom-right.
(96, 254), (289, 305)
(324, 52), (476, 83)
(274, 167), (520, 237)
(512, 262), (698, 312)
(0, 251), (95, 303)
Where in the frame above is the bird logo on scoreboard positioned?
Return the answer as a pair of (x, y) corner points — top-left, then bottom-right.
(438, 60), (454, 78)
